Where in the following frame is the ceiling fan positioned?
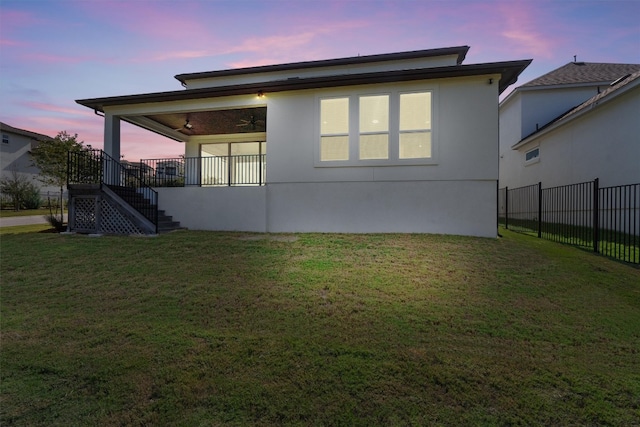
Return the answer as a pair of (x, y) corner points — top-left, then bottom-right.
(174, 118), (194, 133)
(236, 115), (265, 131)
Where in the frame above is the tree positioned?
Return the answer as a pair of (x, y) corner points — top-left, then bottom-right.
(30, 131), (86, 222)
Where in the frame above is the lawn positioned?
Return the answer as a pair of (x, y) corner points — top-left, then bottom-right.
(1, 230), (639, 426)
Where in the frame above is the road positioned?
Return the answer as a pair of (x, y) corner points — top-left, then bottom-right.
(0, 214), (67, 228)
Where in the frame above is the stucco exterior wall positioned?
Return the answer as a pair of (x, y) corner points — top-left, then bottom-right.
(267, 180), (497, 237)
(0, 131), (59, 195)
(183, 55), (461, 89)
(158, 75), (501, 237)
(156, 181), (497, 237)
(266, 76), (498, 184)
(156, 186), (267, 232)
(498, 94), (523, 189)
(519, 87), (602, 139)
(514, 87), (640, 188)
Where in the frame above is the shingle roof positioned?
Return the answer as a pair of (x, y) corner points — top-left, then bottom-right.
(557, 70), (640, 120)
(522, 62), (640, 87)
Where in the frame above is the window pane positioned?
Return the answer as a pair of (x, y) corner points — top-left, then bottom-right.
(400, 92), (431, 131)
(399, 132), (431, 159)
(321, 136), (349, 161)
(321, 98), (349, 134)
(360, 134), (389, 160)
(360, 95), (389, 133)
(231, 142), (260, 155)
(201, 143), (228, 156)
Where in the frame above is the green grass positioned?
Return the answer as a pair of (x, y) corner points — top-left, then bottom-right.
(1, 230), (639, 426)
(0, 224), (54, 235)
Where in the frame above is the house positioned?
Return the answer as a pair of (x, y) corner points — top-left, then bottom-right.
(0, 122), (59, 195)
(499, 62), (640, 189)
(74, 46), (530, 236)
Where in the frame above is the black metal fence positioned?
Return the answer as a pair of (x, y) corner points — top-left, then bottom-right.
(139, 155), (266, 187)
(499, 179), (640, 264)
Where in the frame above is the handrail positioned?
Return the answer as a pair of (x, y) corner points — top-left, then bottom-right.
(140, 154), (266, 187)
(68, 149), (158, 232)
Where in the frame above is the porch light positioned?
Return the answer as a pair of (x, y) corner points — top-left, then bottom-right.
(257, 90), (264, 98)
(184, 120), (193, 129)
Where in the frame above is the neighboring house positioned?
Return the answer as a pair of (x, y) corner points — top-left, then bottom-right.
(75, 46), (530, 237)
(0, 122), (59, 195)
(499, 62), (640, 189)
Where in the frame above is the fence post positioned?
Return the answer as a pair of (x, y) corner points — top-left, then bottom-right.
(505, 186), (509, 229)
(593, 178), (599, 253)
(538, 182), (542, 238)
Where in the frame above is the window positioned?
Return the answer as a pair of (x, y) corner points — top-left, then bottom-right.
(525, 147), (539, 163)
(399, 92), (431, 159)
(318, 89), (434, 165)
(320, 97), (349, 161)
(2, 134), (8, 144)
(200, 141), (266, 186)
(359, 95), (389, 159)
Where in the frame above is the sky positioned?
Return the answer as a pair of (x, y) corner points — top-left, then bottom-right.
(1, 0), (639, 161)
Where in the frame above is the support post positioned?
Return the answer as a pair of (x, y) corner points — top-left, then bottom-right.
(505, 186), (509, 229)
(538, 181), (542, 238)
(593, 178), (599, 253)
(103, 113), (121, 185)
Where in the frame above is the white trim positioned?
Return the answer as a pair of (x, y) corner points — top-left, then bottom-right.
(314, 84), (439, 167)
(524, 146), (540, 165)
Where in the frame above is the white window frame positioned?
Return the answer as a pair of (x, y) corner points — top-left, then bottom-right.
(315, 84), (438, 167)
(525, 146), (540, 165)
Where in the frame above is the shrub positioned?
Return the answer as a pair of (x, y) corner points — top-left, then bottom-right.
(22, 183), (42, 209)
(0, 171), (40, 211)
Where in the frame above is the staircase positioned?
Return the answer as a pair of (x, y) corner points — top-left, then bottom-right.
(67, 150), (182, 235)
(157, 210), (182, 233)
(108, 185), (183, 233)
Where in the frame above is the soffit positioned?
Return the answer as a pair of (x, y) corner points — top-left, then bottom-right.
(145, 107), (266, 137)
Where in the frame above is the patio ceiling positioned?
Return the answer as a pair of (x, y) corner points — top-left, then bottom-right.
(137, 107), (266, 138)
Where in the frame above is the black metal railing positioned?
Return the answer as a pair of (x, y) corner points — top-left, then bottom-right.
(499, 179), (640, 264)
(68, 149), (158, 231)
(139, 155), (266, 187)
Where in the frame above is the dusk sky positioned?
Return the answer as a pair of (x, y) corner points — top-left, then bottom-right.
(1, 0), (639, 161)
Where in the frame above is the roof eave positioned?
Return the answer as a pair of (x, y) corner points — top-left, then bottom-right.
(174, 46), (471, 85)
(77, 60), (532, 112)
(511, 80), (639, 150)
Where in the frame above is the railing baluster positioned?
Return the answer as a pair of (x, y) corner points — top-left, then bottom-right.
(499, 179), (639, 265)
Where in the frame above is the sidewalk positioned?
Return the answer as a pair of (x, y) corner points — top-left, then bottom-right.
(0, 214), (67, 228)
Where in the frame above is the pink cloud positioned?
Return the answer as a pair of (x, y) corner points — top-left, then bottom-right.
(0, 39), (27, 47)
(497, 2), (555, 58)
(19, 52), (97, 65)
(19, 101), (93, 116)
(77, 1), (214, 45)
(0, 9), (42, 30)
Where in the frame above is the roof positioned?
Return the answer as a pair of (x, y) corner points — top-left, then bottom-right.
(521, 62), (640, 88)
(0, 122), (52, 141)
(78, 59), (532, 112)
(175, 46), (470, 84)
(513, 70), (640, 149)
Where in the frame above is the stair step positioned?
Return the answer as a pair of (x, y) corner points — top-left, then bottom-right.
(107, 184), (182, 234)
